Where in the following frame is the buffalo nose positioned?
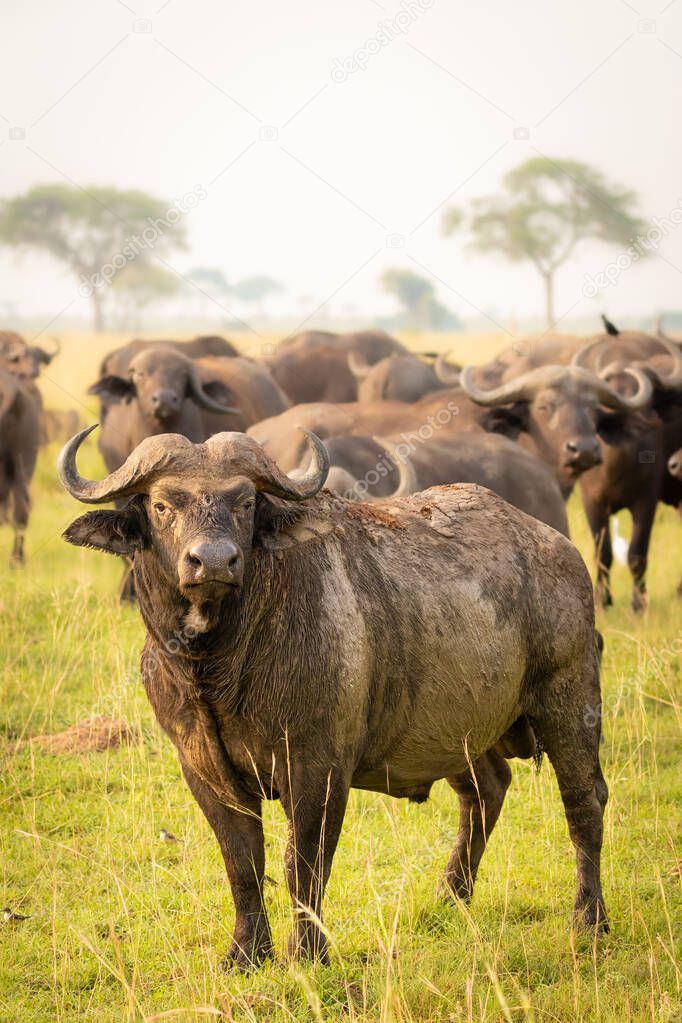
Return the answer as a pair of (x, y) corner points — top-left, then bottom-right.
(668, 452), (682, 477)
(563, 437), (602, 468)
(151, 389), (179, 416)
(182, 539), (243, 587)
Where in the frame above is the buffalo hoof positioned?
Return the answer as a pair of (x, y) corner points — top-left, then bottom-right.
(631, 588), (648, 613)
(595, 583), (612, 609)
(572, 900), (609, 935)
(220, 939), (274, 973)
(437, 873), (474, 903)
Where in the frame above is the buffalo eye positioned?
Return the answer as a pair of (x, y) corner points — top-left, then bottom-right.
(152, 501), (172, 521)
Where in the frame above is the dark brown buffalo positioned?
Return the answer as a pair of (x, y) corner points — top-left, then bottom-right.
(60, 426), (608, 967)
(195, 356), (290, 436)
(265, 329), (407, 404)
(569, 333), (682, 609)
(250, 362), (652, 498)
(100, 335), (238, 378)
(668, 447), (682, 479)
(0, 366), (41, 564)
(0, 331), (61, 384)
(348, 350), (449, 403)
(322, 433), (569, 536)
(480, 329), (682, 609)
(88, 347), (238, 472)
(459, 360), (654, 497)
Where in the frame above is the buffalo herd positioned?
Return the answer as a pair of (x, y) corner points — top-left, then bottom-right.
(3, 318), (680, 966)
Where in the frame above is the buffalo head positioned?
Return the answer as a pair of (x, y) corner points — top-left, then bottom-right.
(59, 427), (328, 630)
(460, 359), (653, 493)
(88, 347), (237, 422)
(0, 333), (60, 379)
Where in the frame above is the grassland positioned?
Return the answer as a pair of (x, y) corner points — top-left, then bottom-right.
(1, 332), (680, 1022)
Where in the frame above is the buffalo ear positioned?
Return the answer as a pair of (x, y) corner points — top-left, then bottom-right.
(87, 375), (135, 401)
(482, 402), (527, 439)
(200, 379), (235, 406)
(253, 493), (303, 545)
(63, 500), (148, 556)
(598, 408), (660, 445)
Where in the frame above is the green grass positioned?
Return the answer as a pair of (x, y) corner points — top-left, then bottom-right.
(1, 439), (681, 1023)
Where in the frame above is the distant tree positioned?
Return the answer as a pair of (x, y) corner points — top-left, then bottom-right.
(0, 184), (187, 330)
(111, 264), (181, 328)
(442, 157), (647, 326)
(380, 268), (458, 330)
(231, 275), (282, 316)
(185, 266), (231, 321)
(187, 266), (230, 293)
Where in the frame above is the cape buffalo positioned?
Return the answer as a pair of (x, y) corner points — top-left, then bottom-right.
(88, 347), (239, 471)
(0, 331), (61, 381)
(0, 366), (41, 564)
(265, 329), (407, 403)
(459, 360), (654, 497)
(99, 335), (238, 378)
(322, 432), (569, 536)
(195, 356), (290, 435)
(348, 351), (448, 403)
(59, 426), (608, 967)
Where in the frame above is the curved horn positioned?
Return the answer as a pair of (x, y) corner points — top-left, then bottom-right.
(434, 352), (461, 385)
(373, 436), (417, 498)
(649, 332), (682, 390)
(57, 425), (192, 504)
(187, 363), (240, 414)
(571, 337), (607, 371)
(459, 365), (541, 405)
(347, 350), (371, 380)
(241, 427), (329, 499)
(593, 367), (653, 411)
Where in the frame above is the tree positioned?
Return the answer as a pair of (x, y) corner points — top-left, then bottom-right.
(379, 268), (458, 330)
(0, 184), (187, 330)
(231, 275), (282, 316)
(111, 264), (181, 329)
(186, 266), (231, 322)
(442, 157), (647, 326)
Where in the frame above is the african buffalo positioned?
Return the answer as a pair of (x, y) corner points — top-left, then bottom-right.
(195, 356), (290, 435)
(478, 328), (682, 609)
(459, 360), (654, 497)
(322, 433), (569, 536)
(88, 347), (239, 472)
(348, 350), (448, 403)
(99, 335), (238, 378)
(569, 333), (682, 609)
(0, 331), (61, 381)
(250, 361), (652, 499)
(265, 329), (407, 403)
(0, 367), (41, 564)
(60, 426), (608, 967)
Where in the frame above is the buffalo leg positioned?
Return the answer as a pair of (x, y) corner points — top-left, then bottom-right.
(439, 749), (511, 901)
(279, 765), (350, 963)
(628, 499), (656, 612)
(9, 466), (30, 566)
(180, 761), (273, 970)
(535, 659), (609, 931)
(584, 501), (613, 607)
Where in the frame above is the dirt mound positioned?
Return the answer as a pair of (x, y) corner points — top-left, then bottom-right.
(30, 716), (138, 754)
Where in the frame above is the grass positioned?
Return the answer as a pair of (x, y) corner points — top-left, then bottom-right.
(1, 332), (681, 1022)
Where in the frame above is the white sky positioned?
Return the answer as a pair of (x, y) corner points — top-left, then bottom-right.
(2, 0), (682, 331)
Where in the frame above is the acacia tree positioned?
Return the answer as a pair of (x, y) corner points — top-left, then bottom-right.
(111, 264), (181, 329)
(0, 184), (187, 330)
(380, 268), (456, 329)
(442, 157), (646, 326)
(231, 275), (282, 317)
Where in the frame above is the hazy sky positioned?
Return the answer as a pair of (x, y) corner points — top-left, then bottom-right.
(2, 0), (682, 331)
